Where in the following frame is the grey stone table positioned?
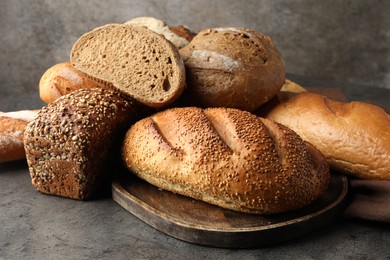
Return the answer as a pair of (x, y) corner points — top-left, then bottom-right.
(1, 76), (390, 259)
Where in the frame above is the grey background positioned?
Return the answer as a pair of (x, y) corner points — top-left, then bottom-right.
(1, 2), (390, 258)
(1, 0), (389, 111)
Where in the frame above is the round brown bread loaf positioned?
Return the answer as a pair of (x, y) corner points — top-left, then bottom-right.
(39, 62), (110, 104)
(0, 110), (38, 162)
(179, 28), (285, 112)
(122, 107), (330, 214)
(260, 92), (390, 180)
(70, 24), (186, 108)
(24, 88), (139, 200)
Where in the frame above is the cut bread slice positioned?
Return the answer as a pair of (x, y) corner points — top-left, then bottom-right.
(70, 23), (186, 108)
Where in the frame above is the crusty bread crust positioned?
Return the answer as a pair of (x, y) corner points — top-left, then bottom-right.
(280, 79), (307, 93)
(168, 25), (196, 43)
(122, 107), (329, 214)
(125, 17), (194, 48)
(24, 88), (138, 199)
(261, 92), (390, 180)
(70, 24), (186, 108)
(39, 62), (110, 104)
(179, 28), (285, 112)
(0, 110), (38, 163)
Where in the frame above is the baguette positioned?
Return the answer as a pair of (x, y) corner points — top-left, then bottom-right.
(259, 92), (390, 180)
(39, 62), (110, 104)
(122, 107), (330, 214)
(0, 110), (38, 163)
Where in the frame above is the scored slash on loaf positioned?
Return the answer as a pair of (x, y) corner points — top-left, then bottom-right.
(122, 107), (330, 214)
(23, 17), (386, 216)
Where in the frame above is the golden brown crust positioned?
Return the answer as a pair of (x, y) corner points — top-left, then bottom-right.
(24, 88), (139, 199)
(260, 92), (390, 180)
(280, 79), (307, 93)
(168, 25), (196, 42)
(125, 17), (193, 49)
(0, 110), (39, 163)
(179, 28), (285, 112)
(39, 62), (110, 104)
(122, 107), (329, 214)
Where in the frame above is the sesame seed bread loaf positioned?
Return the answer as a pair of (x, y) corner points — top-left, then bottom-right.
(178, 28), (285, 112)
(125, 17), (195, 49)
(122, 107), (330, 214)
(70, 23), (186, 108)
(24, 88), (138, 199)
(260, 92), (390, 180)
(0, 110), (38, 162)
(39, 62), (110, 104)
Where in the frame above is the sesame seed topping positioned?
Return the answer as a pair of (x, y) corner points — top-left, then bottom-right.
(122, 107), (330, 214)
(24, 88), (138, 200)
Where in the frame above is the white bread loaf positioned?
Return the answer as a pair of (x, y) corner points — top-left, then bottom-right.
(122, 107), (330, 214)
(70, 24), (186, 108)
(260, 92), (390, 180)
(179, 28), (285, 112)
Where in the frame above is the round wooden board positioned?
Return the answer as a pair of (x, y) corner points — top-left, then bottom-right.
(112, 170), (349, 248)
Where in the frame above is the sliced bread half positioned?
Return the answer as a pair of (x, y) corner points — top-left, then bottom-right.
(70, 24), (185, 108)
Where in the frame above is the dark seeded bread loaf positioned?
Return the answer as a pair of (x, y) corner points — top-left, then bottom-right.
(179, 28), (285, 112)
(70, 23), (186, 108)
(24, 88), (138, 199)
(122, 107), (329, 214)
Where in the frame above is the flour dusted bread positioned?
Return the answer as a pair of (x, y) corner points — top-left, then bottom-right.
(125, 17), (195, 49)
(122, 107), (329, 214)
(260, 92), (390, 180)
(70, 23), (186, 108)
(179, 28), (285, 112)
(0, 110), (38, 162)
(39, 62), (110, 104)
(24, 88), (138, 199)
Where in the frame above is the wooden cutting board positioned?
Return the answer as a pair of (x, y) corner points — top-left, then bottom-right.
(112, 87), (354, 248)
(112, 169), (348, 248)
